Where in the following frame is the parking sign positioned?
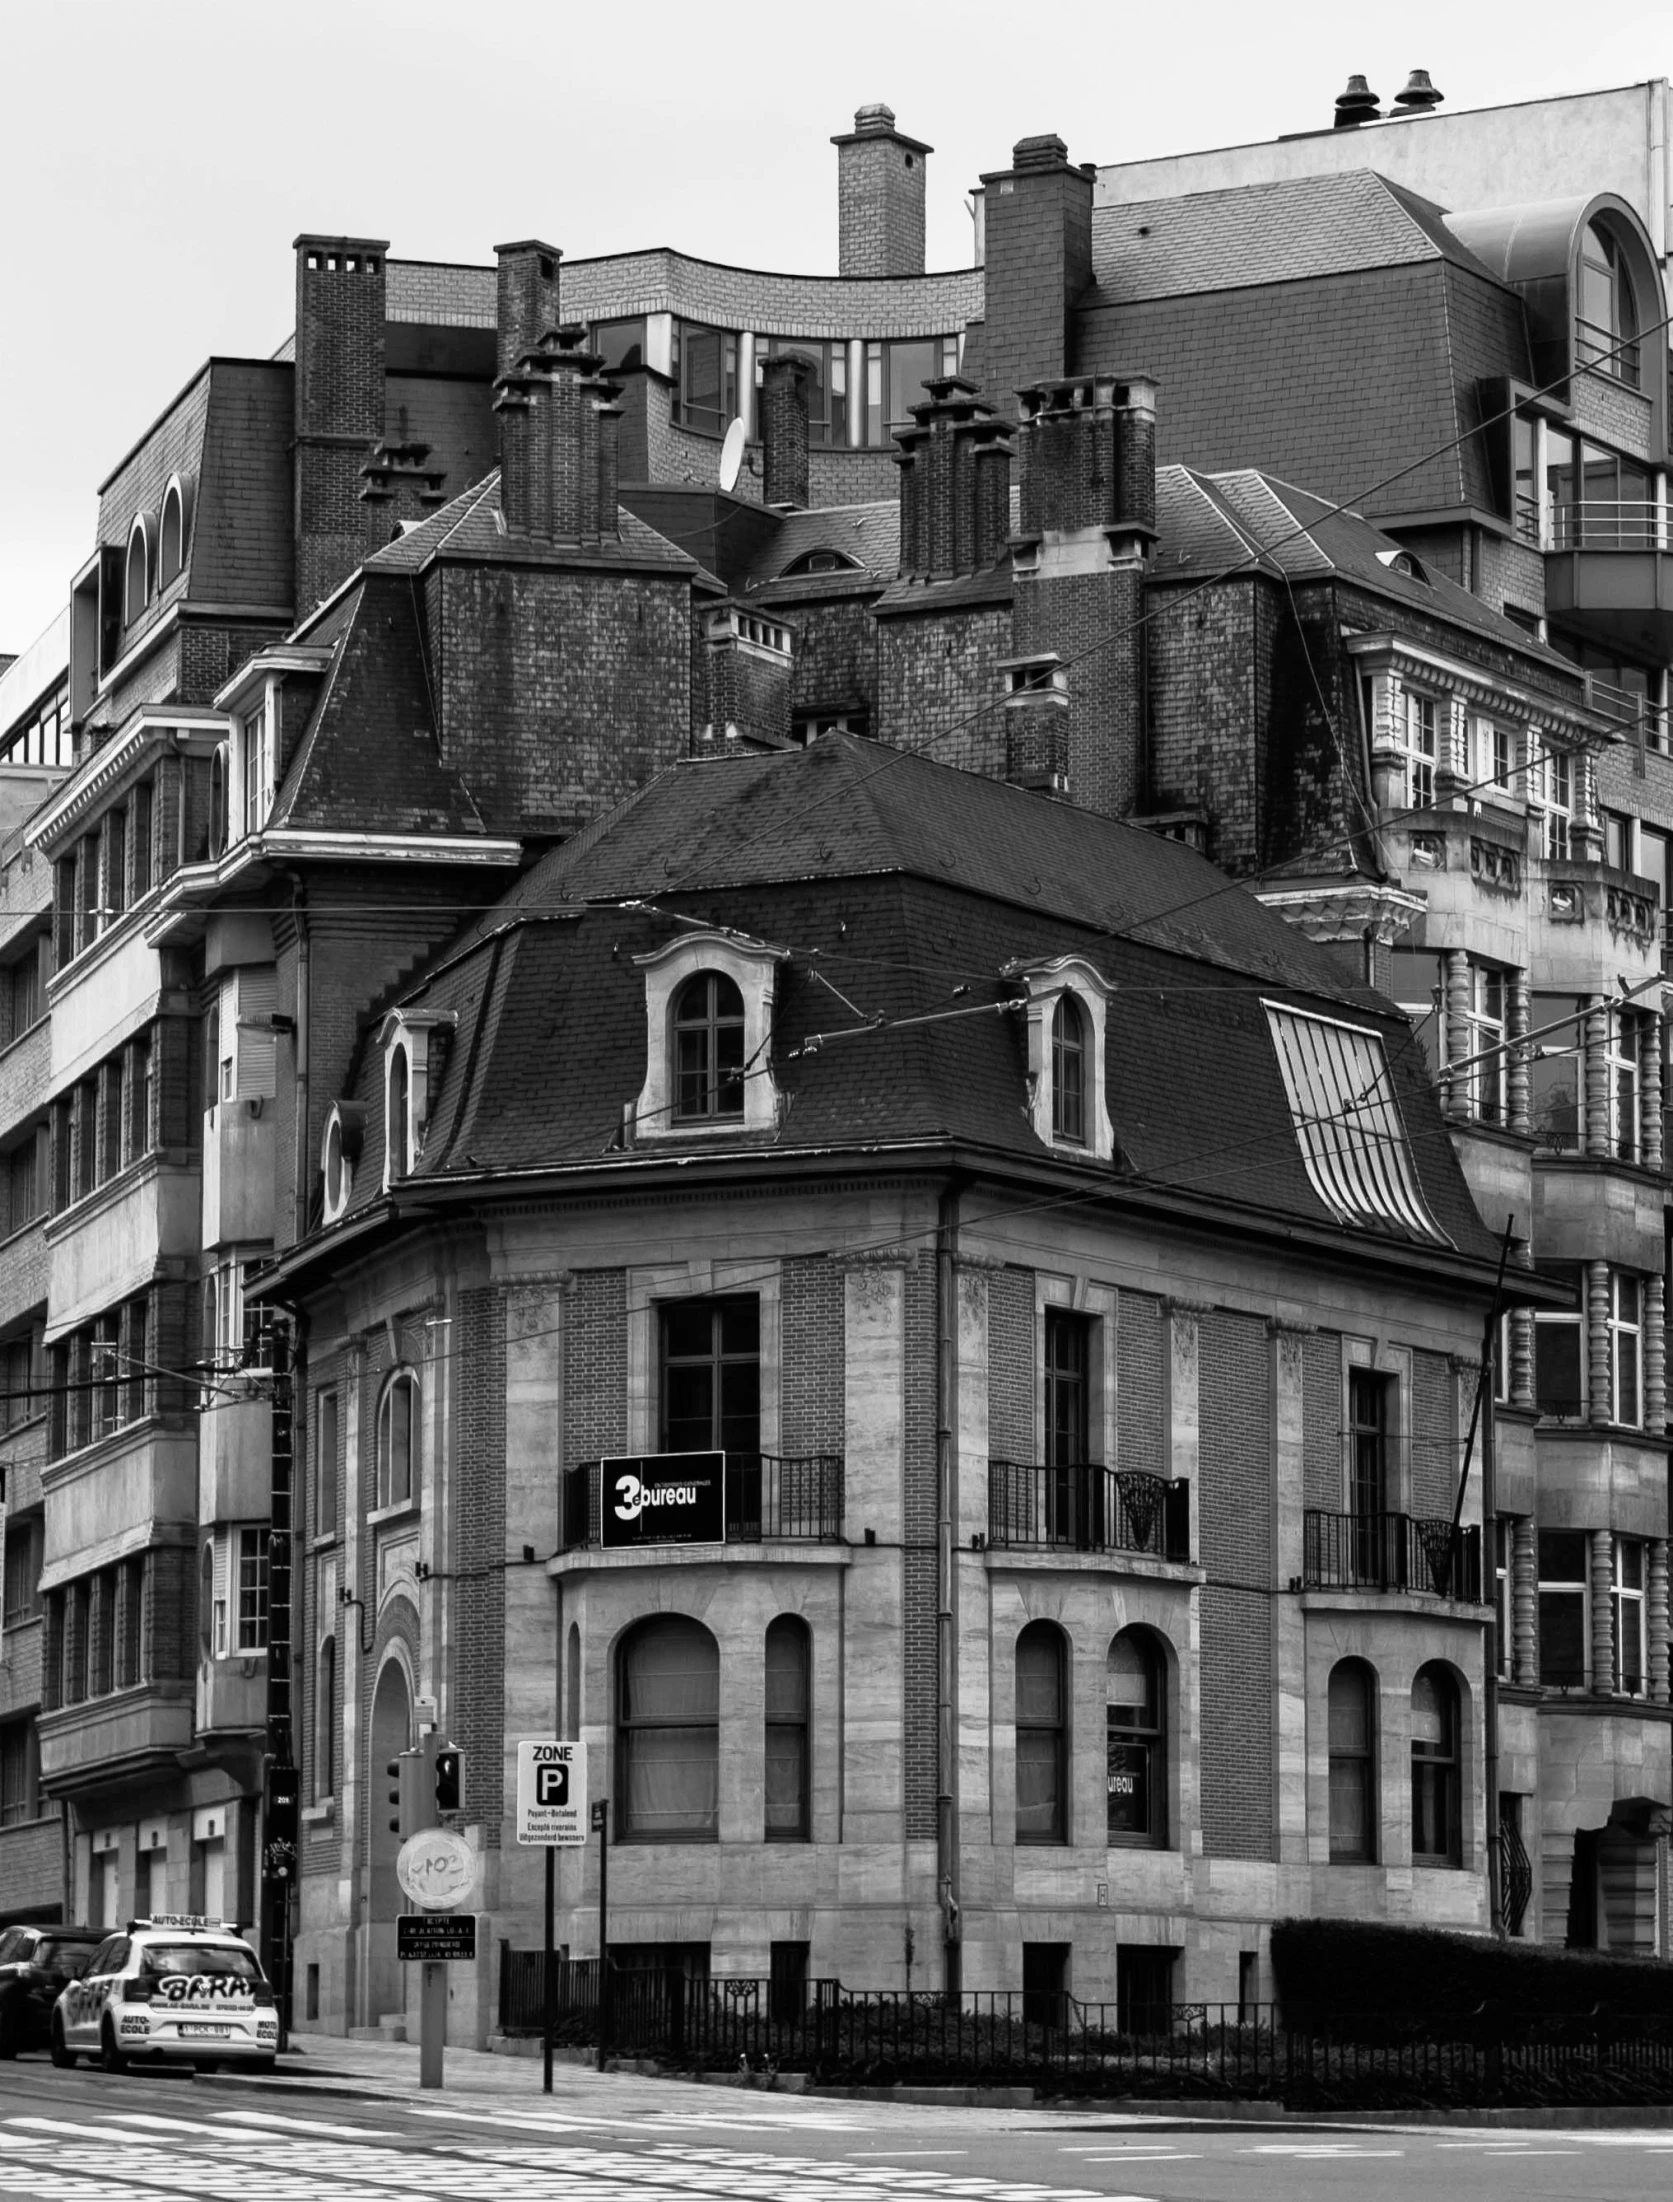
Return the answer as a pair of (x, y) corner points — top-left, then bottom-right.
(516, 1739), (588, 1846)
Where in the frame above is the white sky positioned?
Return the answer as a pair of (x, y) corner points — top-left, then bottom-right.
(1, 0), (1670, 654)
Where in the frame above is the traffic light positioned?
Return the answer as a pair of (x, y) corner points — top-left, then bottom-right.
(434, 1745), (464, 1815)
(387, 1749), (427, 1839)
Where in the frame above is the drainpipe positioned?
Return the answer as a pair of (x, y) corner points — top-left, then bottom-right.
(287, 877), (310, 1245)
(936, 1182), (962, 1983)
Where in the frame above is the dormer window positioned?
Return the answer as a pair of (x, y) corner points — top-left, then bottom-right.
(633, 930), (786, 1141)
(674, 973), (746, 1122)
(1578, 220), (1640, 388)
(239, 694), (274, 840)
(1007, 957), (1116, 1162)
(784, 549), (860, 577)
(320, 1102), (365, 1224)
(378, 1010), (452, 1191)
(124, 517), (152, 628)
(159, 477), (188, 589)
(387, 1047), (410, 1178)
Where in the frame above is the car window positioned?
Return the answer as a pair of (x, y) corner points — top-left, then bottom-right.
(0, 1929), (26, 1963)
(88, 1936), (126, 1975)
(41, 1940), (96, 1976)
(138, 1942), (263, 1981)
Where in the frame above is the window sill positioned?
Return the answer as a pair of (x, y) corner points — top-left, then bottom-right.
(366, 1498), (420, 1531)
(0, 1013), (48, 1064)
(309, 1532), (340, 1554)
(301, 1801), (335, 1826)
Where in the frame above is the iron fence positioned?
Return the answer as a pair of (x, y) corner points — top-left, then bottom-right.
(561, 1454), (844, 1549)
(987, 1463), (1191, 1560)
(495, 1968), (1673, 2105)
(1302, 1510), (1483, 1601)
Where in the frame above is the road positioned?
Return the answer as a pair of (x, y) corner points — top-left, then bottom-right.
(0, 2051), (1670, 2202)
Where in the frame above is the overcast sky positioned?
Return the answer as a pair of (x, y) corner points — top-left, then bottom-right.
(2, 0), (1670, 655)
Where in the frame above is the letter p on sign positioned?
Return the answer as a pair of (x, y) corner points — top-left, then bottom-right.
(536, 1761), (569, 1807)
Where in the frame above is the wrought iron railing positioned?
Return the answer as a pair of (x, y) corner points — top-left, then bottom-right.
(1496, 1815), (1533, 1939)
(560, 1454), (844, 1550)
(1574, 317), (1642, 388)
(986, 1462), (1190, 1560)
(1549, 500), (1669, 551)
(1585, 672), (1669, 754)
(1302, 1510), (1483, 1601)
(496, 1967), (1673, 2105)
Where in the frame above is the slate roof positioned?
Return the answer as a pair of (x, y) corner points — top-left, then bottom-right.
(314, 734), (1500, 1272)
(360, 468), (699, 575)
(1087, 170), (1503, 304)
(736, 503), (900, 588)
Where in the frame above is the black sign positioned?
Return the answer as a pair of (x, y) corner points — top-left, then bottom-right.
(397, 1912), (477, 1962)
(598, 1453), (725, 1549)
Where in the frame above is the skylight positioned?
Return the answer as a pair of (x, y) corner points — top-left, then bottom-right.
(1264, 1002), (1447, 1243)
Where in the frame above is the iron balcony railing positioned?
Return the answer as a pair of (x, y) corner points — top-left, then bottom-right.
(987, 1461), (1191, 1561)
(1302, 1510), (1483, 1602)
(1574, 317), (1641, 389)
(561, 1453), (844, 1550)
(1549, 500), (1670, 552)
(1585, 672), (1669, 756)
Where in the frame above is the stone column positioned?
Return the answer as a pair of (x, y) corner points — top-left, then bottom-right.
(1583, 998), (1610, 1157)
(1507, 972), (1531, 1136)
(1269, 1321), (1308, 1865)
(1586, 1259), (1612, 1425)
(1648, 1539), (1670, 1705)
(1509, 1308), (1536, 1411)
(839, 1250), (910, 1846)
(1591, 1526), (1615, 1693)
(1443, 949), (1471, 1117)
(1512, 1515), (1538, 1686)
(1645, 1273), (1667, 1433)
(1641, 1013), (1664, 1171)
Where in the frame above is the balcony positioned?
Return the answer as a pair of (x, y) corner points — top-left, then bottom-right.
(1302, 1510), (1483, 1602)
(987, 1461), (1191, 1562)
(37, 1680), (193, 1792)
(561, 1454), (844, 1551)
(1585, 673), (1669, 757)
(1544, 502), (1673, 656)
(196, 1654), (266, 1737)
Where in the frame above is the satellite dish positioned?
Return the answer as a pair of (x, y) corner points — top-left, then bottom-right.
(717, 417), (747, 494)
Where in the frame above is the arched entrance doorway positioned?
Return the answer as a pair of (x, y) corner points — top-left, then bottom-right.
(365, 1658), (412, 2024)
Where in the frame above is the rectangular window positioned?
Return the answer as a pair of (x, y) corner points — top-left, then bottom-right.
(1608, 1271), (1641, 1427)
(1389, 948), (1444, 1086)
(5, 945), (41, 1042)
(862, 336), (962, 444)
(236, 1527), (269, 1652)
(1607, 1010), (1645, 1162)
(105, 807), (126, 922)
(241, 706), (270, 839)
(1512, 413), (1539, 542)
(1533, 1263), (1585, 1418)
(1043, 1309), (1090, 1468)
(1493, 1517), (1514, 1679)
(1603, 809), (1634, 872)
(1465, 963), (1507, 1125)
(129, 1037), (151, 1162)
(1538, 1530), (1589, 1688)
(759, 338), (849, 447)
(1613, 1537), (1646, 1694)
(102, 1056), (125, 1182)
(117, 1557), (142, 1689)
(1528, 736), (1572, 860)
(74, 1079), (97, 1200)
(658, 1297), (760, 1456)
(1400, 692), (1438, 810)
(1475, 717), (1513, 797)
(675, 322), (738, 437)
(2, 1518), (38, 1625)
(768, 1940), (809, 2024)
(131, 782), (153, 898)
(1529, 992), (1584, 1150)
(314, 1390), (339, 1539)
(0, 1720), (37, 1827)
(590, 318), (646, 373)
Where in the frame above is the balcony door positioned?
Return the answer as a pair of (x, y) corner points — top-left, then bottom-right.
(1348, 1369), (1392, 1584)
(1044, 1310), (1091, 1544)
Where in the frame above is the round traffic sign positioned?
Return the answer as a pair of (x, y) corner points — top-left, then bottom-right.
(396, 1828), (479, 1909)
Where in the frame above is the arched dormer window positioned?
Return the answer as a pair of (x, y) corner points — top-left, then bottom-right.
(1578, 220), (1640, 388)
(1007, 956), (1116, 1162)
(386, 1047), (410, 1180)
(632, 930), (786, 1141)
(673, 972), (746, 1122)
(378, 1011), (453, 1191)
(159, 477), (188, 588)
(376, 1367), (419, 1509)
(124, 516), (152, 627)
(784, 548), (861, 577)
(321, 1101), (365, 1224)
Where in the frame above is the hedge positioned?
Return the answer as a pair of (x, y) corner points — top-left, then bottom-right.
(1271, 1917), (1673, 2028)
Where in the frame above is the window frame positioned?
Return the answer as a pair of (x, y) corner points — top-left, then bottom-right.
(124, 515), (152, 628)
(1464, 962), (1508, 1126)
(1015, 1620), (1068, 1846)
(1106, 1628), (1165, 1848)
(1527, 734), (1573, 860)
(632, 931), (786, 1142)
(234, 1527), (268, 1653)
(1607, 1270), (1642, 1428)
(1327, 1658), (1377, 1862)
(763, 1615), (811, 1842)
(657, 1295), (760, 1458)
(1606, 1009), (1645, 1163)
(1612, 1536), (1647, 1695)
(616, 1614), (721, 1844)
(159, 477), (187, 589)
(375, 1366), (420, 1512)
(1532, 1263), (1586, 1421)
(1009, 956), (1116, 1162)
(671, 970), (746, 1125)
(1537, 1529), (1590, 1689)
(1410, 1662), (1462, 1867)
(1050, 994), (1088, 1146)
(1398, 690), (1438, 812)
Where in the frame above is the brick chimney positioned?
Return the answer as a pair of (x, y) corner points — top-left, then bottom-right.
(493, 326), (623, 541)
(893, 376), (1012, 579)
(494, 239), (562, 380)
(759, 353), (810, 510)
(358, 441), (449, 536)
(1006, 376), (1157, 815)
(293, 234), (389, 612)
(976, 138), (1093, 422)
(832, 103), (931, 277)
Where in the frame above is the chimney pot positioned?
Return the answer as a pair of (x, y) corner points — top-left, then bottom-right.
(1333, 74), (1381, 128)
(1393, 68), (1444, 113)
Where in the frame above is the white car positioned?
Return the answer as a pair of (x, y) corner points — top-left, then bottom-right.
(49, 1915), (279, 2074)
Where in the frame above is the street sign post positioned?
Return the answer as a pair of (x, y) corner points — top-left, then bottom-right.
(517, 1740), (590, 2095)
(398, 1912), (477, 1963)
(592, 1798), (611, 2073)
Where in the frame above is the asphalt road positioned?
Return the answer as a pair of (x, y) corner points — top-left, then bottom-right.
(0, 2052), (1671, 2202)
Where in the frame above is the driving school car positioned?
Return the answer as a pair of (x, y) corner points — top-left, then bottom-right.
(50, 1915), (279, 2072)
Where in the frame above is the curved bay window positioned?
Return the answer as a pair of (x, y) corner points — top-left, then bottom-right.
(764, 1616), (810, 1840)
(1051, 995), (1087, 1146)
(376, 1368), (419, 1509)
(1327, 1659), (1375, 1861)
(1411, 1663), (1461, 1865)
(673, 973), (745, 1123)
(617, 1616), (719, 1841)
(1106, 1630), (1164, 1846)
(1016, 1622), (1067, 1844)
(1577, 221), (1640, 387)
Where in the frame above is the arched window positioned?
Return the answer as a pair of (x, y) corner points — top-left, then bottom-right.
(1327, 1659), (1375, 1861)
(1578, 220), (1640, 386)
(315, 1636), (336, 1800)
(672, 972), (746, 1121)
(1051, 995), (1087, 1145)
(386, 1046), (411, 1179)
(159, 480), (186, 588)
(1106, 1629), (1164, 1846)
(1411, 1663), (1460, 1865)
(764, 1616), (810, 1841)
(124, 518), (150, 627)
(617, 1616), (719, 1841)
(377, 1368), (419, 1509)
(1015, 1621), (1067, 1844)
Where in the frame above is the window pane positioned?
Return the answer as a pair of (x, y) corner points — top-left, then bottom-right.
(1328, 1664), (1370, 1752)
(1539, 1591), (1587, 1685)
(1534, 1322), (1583, 1417)
(1106, 1736), (1151, 1836)
(622, 1727), (719, 1835)
(1017, 1632), (1063, 1722)
(623, 1620), (719, 1721)
(1015, 1731), (1062, 1839)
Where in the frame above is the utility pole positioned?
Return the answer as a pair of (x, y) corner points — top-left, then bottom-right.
(260, 1312), (297, 2045)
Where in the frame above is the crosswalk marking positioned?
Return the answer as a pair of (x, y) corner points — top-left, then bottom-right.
(213, 2111), (403, 2141)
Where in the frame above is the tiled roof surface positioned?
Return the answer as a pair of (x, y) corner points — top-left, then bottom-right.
(361, 469), (697, 574)
(321, 735), (1496, 1265)
(1088, 169), (1499, 303)
(736, 502), (900, 587)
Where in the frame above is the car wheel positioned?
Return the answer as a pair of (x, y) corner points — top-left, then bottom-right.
(49, 2016), (76, 2069)
(193, 2058), (221, 2075)
(99, 2020), (128, 2074)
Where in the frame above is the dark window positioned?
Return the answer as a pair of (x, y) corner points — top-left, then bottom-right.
(377, 1370), (418, 1508)
(1051, 995), (1087, 1144)
(1389, 947), (1444, 1086)
(387, 1047), (410, 1177)
(1015, 1622), (1067, 1844)
(1106, 1629), (1164, 1846)
(764, 1616), (810, 1840)
(2, 1517), (38, 1623)
(759, 338), (849, 447)
(617, 1616), (719, 1841)
(591, 318), (646, 374)
(659, 1296), (759, 1455)
(769, 1940), (809, 2024)
(1530, 995), (1584, 1150)
(314, 1391), (339, 1537)
(1577, 221), (1640, 387)
(672, 972), (746, 1122)
(0, 1721), (37, 1829)
(1348, 1370), (1391, 1578)
(1021, 1941), (1070, 2030)
(1117, 1945), (1176, 2036)
(675, 323), (737, 436)
(1044, 1309), (1089, 1468)
(1538, 1529), (1589, 1687)
(1533, 1264), (1585, 1418)
(316, 1637), (336, 1800)
(1327, 1659), (1375, 1861)
(1410, 1663), (1461, 1864)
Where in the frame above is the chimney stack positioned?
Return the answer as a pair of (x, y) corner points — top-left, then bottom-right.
(832, 103), (931, 277)
(976, 138), (1093, 423)
(358, 441), (449, 537)
(495, 240), (562, 380)
(293, 234), (390, 611)
(893, 376), (1012, 580)
(759, 353), (811, 511)
(493, 327), (623, 542)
